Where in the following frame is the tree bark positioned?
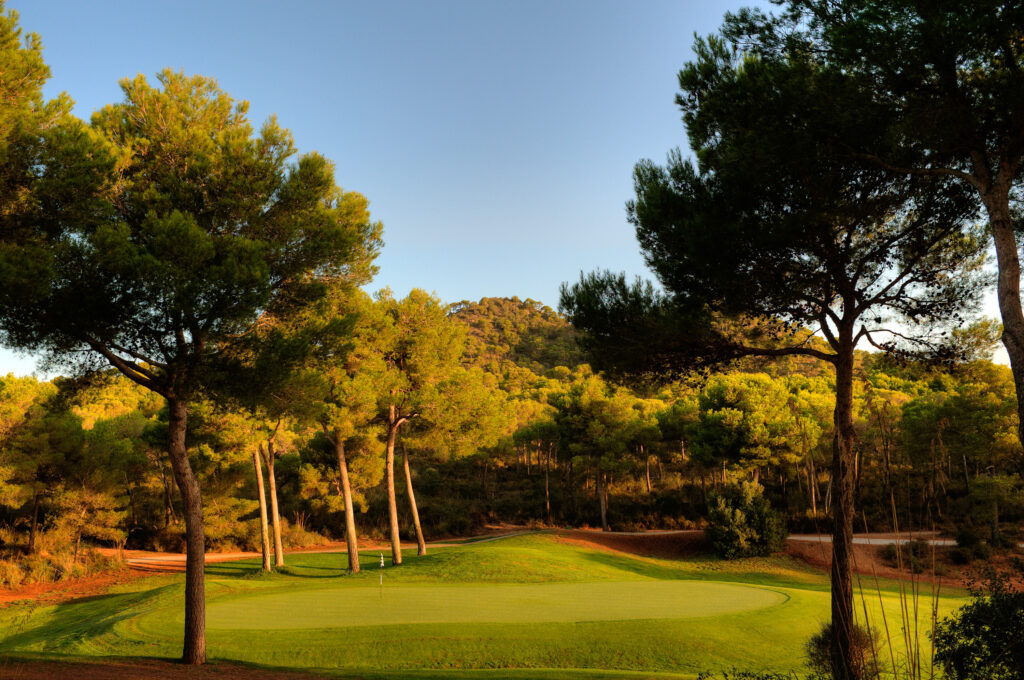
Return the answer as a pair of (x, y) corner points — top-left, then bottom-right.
(598, 472), (609, 532)
(830, 341), (858, 680)
(331, 433), (360, 573)
(385, 415), (402, 565)
(27, 491), (39, 554)
(166, 398), (206, 665)
(644, 447), (652, 494)
(401, 443), (426, 556)
(545, 443), (552, 523)
(262, 442), (285, 568)
(808, 455), (818, 517)
(986, 194), (1024, 448)
(252, 450), (272, 572)
(159, 459), (177, 526)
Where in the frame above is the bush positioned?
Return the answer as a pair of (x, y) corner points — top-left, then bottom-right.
(879, 540), (931, 573)
(0, 560), (24, 589)
(949, 547), (973, 565)
(956, 525), (981, 549)
(934, 566), (1024, 680)
(806, 622), (881, 680)
(972, 542), (993, 560)
(705, 481), (786, 559)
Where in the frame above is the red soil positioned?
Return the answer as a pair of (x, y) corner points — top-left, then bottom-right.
(0, 568), (140, 607)
(0, 658), (329, 680)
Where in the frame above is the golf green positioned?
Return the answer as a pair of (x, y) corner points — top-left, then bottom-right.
(206, 580), (788, 629)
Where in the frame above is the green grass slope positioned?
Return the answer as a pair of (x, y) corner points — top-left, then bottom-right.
(0, 533), (968, 679)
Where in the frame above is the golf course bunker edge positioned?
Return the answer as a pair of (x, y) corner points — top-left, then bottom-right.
(206, 580), (788, 630)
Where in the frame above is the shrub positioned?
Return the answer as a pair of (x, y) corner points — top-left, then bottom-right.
(956, 525), (981, 549)
(906, 539), (930, 559)
(949, 547), (973, 565)
(280, 519), (328, 549)
(705, 481), (786, 559)
(934, 566), (1024, 680)
(972, 542), (993, 560)
(0, 560), (24, 589)
(879, 540), (931, 573)
(806, 622), (881, 680)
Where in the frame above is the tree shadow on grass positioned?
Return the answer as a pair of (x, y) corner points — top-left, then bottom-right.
(571, 550), (691, 581)
(0, 585), (175, 653)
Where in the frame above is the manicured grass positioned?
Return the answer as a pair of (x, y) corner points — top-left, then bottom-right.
(0, 533), (969, 678)
(207, 580), (787, 629)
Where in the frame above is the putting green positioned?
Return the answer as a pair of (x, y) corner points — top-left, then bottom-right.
(206, 579), (787, 629)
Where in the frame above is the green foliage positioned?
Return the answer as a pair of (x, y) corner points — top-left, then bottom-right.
(451, 296), (584, 372)
(805, 622), (880, 680)
(934, 567), (1024, 680)
(706, 481), (786, 559)
(878, 540), (930, 575)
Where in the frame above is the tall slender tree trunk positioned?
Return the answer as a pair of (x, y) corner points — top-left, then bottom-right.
(985, 193), (1024, 448)
(598, 472), (609, 532)
(644, 447), (652, 494)
(263, 442), (284, 568)
(252, 450), (272, 572)
(166, 398), (206, 665)
(545, 443), (552, 523)
(385, 413), (403, 566)
(333, 433), (360, 573)
(125, 475), (138, 527)
(808, 456), (818, 517)
(401, 443), (426, 556)
(830, 340), (858, 680)
(27, 491), (39, 554)
(160, 460), (177, 526)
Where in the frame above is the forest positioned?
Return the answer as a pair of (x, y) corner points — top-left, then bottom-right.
(1, 296), (1018, 579)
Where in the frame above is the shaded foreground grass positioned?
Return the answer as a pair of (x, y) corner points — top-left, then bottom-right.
(0, 533), (968, 678)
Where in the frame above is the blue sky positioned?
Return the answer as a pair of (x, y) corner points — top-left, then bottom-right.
(3, 0), (1002, 375)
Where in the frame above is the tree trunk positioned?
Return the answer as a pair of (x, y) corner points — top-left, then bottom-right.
(402, 443), (426, 556)
(645, 447), (652, 494)
(986, 194), (1024, 448)
(830, 341), (858, 680)
(252, 450), (272, 572)
(263, 442), (284, 568)
(166, 398), (206, 665)
(808, 455), (818, 517)
(160, 459), (177, 526)
(125, 475), (138, 527)
(27, 491), (39, 554)
(385, 416), (402, 566)
(333, 433), (360, 573)
(598, 472), (609, 532)
(545, 443), (552, 523)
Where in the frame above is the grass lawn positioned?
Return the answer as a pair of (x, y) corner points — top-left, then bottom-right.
(0, 533), (968, 679)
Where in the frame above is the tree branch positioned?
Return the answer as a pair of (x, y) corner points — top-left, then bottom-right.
(84, 339), (162, 394)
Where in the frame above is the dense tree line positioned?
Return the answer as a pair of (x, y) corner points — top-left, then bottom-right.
(3, 297), (1019, 570)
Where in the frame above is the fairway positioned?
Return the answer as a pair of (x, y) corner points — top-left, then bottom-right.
(207, 580), (787, 629)
(0, 533), (969, 678)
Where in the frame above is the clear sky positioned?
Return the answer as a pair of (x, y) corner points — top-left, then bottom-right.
(3, 0), (1003, 375)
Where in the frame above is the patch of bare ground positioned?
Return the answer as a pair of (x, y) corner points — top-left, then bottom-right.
(0, 658), (329, 680)
(786, 537), (976, 588)
(0, 567), (141, 608)
(555, 529), (708, 559)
